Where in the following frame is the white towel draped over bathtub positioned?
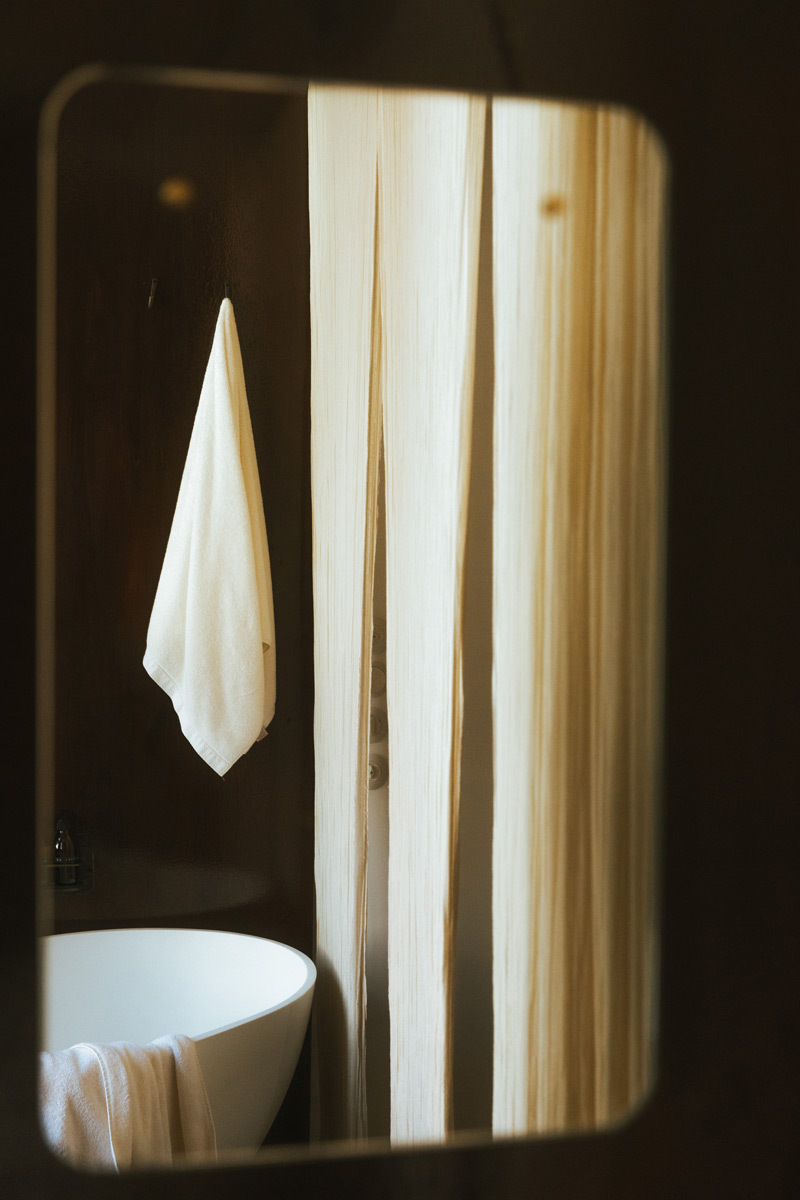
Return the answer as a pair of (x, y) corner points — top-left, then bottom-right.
(38, 1034), (217, 1170)
(143, 298), (276, 776)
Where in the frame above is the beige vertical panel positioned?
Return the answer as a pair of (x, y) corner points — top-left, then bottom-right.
(491, 99), (667, 1136)
(308, 84), (381, 1141)
(378, 90), (486, 1144)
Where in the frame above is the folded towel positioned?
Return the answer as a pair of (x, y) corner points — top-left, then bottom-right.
(143, 298), (276, 776)
(39, 1034), (217, 1170)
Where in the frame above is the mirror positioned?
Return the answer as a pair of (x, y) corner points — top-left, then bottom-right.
(36, 65), (667, 1170)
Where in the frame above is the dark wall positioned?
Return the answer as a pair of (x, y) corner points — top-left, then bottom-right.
(49, 77), (313, 949)
(2, 1), (798, 1198)
(43, 76), (314, 1145)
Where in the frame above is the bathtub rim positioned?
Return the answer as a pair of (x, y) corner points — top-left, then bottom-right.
(38, 926), (317, 1047)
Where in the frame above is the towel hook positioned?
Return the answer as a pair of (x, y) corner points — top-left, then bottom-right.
(224, 281), (232, 300)
(147, 278), (159, 309)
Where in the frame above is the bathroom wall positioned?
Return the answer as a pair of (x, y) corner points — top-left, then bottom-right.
(44, 76), (314, 1143)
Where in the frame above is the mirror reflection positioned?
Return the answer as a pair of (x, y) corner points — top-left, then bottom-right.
(36, 67), (667, 1170)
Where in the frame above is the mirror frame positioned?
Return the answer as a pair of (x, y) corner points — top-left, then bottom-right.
(2, 3), (793, 1196)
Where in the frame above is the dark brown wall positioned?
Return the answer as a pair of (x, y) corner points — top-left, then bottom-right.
(2, 2), (798, 1198)
(47, 76), (314, 1144)
(50, 78), (313, 946)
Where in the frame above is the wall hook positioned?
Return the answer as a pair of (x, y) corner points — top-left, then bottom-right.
(148, 277), (159, 309)
(224, 281), (232, 300)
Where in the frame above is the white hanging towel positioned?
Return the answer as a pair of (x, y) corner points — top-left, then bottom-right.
(39, 1034), (217, 1170)
(143, 298), (276, 776)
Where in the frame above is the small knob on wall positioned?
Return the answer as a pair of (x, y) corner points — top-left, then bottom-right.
(368, 755), (388, 790)
(370, 708), (388, 742)
(372, 617), (387, 655)
(371, 663), (387, 696)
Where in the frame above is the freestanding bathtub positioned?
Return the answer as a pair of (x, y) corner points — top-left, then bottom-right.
(39, 928), (316, 1157)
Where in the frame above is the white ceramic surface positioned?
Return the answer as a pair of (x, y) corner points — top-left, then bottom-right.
(40, 927), (316, 1155)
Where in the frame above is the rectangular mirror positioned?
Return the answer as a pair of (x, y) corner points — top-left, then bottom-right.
(37, 65), (668, 1171)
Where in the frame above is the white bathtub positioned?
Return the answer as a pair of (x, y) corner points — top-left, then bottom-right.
(39, 927), (316, 1157)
